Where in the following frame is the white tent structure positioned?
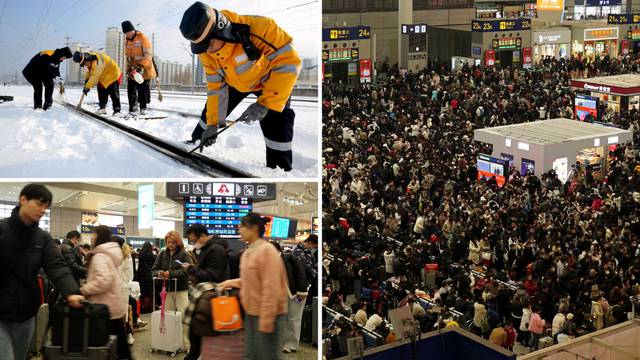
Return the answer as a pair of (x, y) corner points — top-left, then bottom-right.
(474, 118), (633, 182)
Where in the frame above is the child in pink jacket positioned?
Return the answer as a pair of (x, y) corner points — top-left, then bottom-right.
(81, 226), (131, 359)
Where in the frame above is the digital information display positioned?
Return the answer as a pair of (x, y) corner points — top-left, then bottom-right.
(401, 24), (427, 34)
(575, 94), (599, 121)
(477, 154), (509, 187)
(184, 197), (252, 239)
(263, 215), (298, 239)
(607, 13), (640, 24)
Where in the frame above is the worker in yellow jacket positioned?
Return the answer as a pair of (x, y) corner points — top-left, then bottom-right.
(73, 51), (122, 115)
(180, 2), (301, 172)
(122, 20), (157, 114)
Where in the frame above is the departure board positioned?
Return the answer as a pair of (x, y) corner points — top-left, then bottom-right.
(184, 196), (252, 239)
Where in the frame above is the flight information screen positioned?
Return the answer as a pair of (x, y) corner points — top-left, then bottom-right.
(184, 196), (252, 239)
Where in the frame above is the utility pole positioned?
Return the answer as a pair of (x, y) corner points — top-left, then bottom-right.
(65, 36), (70, 81)
(191, 53), (195, 94)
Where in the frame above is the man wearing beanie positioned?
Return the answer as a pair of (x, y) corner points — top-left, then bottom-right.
(122, 20), (157, 115)
(22, 47), (73, 110)
(73, 50), (122, 115)
(179, 2), (301, 172)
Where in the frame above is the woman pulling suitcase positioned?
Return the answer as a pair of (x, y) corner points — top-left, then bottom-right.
(80, 225), (134, 359)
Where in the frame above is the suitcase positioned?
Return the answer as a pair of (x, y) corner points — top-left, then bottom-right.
(311, 297), (318, 346)
(44, 336), (117, 360)
(29, 303), (49, 356)
(150, 277), (184, 355)
(538, 336), (553, 349)
(50, 302), (110, 351)
(44, 302), (116, 360)
(300, 305), (313, 343)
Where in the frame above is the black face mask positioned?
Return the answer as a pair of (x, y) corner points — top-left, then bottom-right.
(210, 10), (260, 61)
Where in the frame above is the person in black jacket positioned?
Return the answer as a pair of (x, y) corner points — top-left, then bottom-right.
(0, 184), (84, 360)
(59, 230), (87, 282)
(272, 242), (309, 354)
(181, 223), (228, 360)
(22, 47), (73, 110)
(135, 241), (155, 313)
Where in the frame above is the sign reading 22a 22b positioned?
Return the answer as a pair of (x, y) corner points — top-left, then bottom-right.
(472, 18), (531, 32)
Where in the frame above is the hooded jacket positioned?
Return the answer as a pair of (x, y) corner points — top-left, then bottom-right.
(22, 48), (70, 81)
(81, 242), (126, 319)
(0, 206), (80, 322)
(59, 239), (87, 282)
(198, 10), (301, 127)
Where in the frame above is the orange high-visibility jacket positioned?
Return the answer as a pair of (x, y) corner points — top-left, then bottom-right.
(84, 52), (121, 89)
(199, 10), (301, 127)
(124, 31), (157, 80)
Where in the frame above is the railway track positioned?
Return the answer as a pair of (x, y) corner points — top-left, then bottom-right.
(61, 101), (254, 178)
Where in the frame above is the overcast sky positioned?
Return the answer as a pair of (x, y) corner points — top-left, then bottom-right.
(0, 0), (319, 81)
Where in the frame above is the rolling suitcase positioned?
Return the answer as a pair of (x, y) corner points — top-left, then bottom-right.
(150, 277), (184, 356)
(50, 302), (110, 351)
(44, 302), (116, 360)
(29, 303), (49, 357)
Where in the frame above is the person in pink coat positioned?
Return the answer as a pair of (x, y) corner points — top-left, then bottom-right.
(528, 306), (546, 350)
(81, 225), (132, 360)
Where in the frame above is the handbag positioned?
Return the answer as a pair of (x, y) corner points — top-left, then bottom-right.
(211, 291), (243, 332)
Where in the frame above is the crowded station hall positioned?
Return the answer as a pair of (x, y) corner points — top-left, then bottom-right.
(321, 32), (640, 360)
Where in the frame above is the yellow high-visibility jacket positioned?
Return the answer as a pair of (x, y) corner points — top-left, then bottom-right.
(84, 52), (121, 89)
(125, 31), (157, 80)
(199, 10), (301, 127)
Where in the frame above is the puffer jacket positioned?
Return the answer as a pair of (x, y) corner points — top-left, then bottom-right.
(84, 52), (121, 89)
(199, 9), (301, 127)
(81, 242), (126, 319)
(151, 248), (192, 291)
(0, 206), (80, 321)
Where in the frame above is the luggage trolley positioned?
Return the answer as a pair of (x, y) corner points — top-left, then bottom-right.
(150, 277), (185, 357)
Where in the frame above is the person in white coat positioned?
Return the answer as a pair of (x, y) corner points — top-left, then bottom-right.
(519, 303), (533, 347)
(384, 249), (395, 276)
(552, 312), (566, 337)
(116, 238), (135, 345)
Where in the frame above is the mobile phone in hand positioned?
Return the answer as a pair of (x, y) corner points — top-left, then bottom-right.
(174, 260), (183, 265)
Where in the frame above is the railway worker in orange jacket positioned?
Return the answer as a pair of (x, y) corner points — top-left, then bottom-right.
(73, 51), (122, 115)
(180, 2), (301, 172)
(122, 20), (157, 115)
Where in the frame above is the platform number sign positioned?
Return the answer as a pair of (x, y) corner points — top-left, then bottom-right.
(472, 18), (531, 32)
(322, 26), (371, 41)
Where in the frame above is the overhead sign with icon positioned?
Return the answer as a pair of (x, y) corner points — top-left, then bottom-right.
(472, 18), (531, 32)
(166, 182), (276, 201)
(537, 0), (564, 11)
(322, 26), (371, 41)
(607, 13), (640, 24)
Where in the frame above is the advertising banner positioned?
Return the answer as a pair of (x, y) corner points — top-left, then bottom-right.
(523, 47), (533, 68)
(485, 50), (496, 66)
(359, 59), (372, 83)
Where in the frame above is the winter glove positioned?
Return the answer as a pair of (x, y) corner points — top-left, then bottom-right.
(199, 124), (219, 152)
(82, 88), (90, 95)
(238, 102), (269, 124)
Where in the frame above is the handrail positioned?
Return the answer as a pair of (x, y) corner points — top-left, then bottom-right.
(324, 305), (385, 340)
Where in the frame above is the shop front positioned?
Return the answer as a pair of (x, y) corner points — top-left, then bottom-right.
(571, 74), (640, 112)
(532, 28), (572, 63)
(474, 118), (633, 183)
(471, 18), (532, 67)
(322, 26), (372, 86)
(571, 26), (619, 60)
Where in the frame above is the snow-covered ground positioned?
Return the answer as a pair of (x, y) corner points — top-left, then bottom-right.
(0, 86), (318, 178)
